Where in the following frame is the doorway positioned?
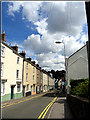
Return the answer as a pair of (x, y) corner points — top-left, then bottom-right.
(31, 86), (32, 95)
(11, 86), (14, 99)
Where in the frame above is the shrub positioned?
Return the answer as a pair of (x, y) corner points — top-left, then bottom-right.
(71, 78), (89, 98)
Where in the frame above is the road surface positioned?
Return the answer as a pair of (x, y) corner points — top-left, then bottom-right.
(2, 91), (56, 119)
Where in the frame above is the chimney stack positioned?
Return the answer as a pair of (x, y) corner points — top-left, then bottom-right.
(36, 64), (39, 67)
(32, 61), (35, 64)
(11, 44), (18, 52)
(1, 30), (7, 42)
(20, 51), (26, 59)
(26, 57), (31, 61)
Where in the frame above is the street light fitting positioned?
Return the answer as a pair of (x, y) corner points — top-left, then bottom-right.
(55, 41), (62, 44)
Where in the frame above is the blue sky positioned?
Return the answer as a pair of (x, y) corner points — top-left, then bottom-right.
(1, 1), (88, 71)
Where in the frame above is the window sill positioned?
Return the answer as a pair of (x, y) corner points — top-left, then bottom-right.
(16, 91), (22, 93)
(1, 93), (5, 96)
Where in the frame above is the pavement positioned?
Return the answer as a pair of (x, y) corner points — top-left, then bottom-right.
(47, 92), (73, 119)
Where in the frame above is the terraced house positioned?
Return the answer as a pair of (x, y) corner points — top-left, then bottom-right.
(42, 70), (48, 92)
(36, 64), (41, 94)
(1, 31), (23, 102)
(22, 56), (37, 96)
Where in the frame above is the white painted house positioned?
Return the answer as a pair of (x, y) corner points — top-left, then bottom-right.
(66, 41), (89, 87)
(1, 31), (24, 102)
(42, 71), (48, 92)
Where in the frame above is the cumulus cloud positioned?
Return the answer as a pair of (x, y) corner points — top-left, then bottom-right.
(40, 1), (86, 36)
(7, 1), (88, 71)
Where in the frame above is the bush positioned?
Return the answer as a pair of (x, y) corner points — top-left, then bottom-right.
(71, 78), (89, 98)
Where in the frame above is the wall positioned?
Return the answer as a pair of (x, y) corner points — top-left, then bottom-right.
(66, 45), (89, 86)
(1, 43), (23, 102)
(67, 94), (89, 119)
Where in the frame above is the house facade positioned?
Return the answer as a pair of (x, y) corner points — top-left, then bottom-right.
(36, 65), (41, 94)
(66, 41), (89, 87)
(42, 71), (48, 92)
(1, 31), (23, 102)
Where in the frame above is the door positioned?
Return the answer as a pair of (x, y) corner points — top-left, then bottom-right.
(11, 86), (14, 99)
(31, 86), (32, 95)
(23, 86), (25, 96)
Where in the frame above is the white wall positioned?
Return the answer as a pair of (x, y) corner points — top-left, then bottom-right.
(1, 43), (23, 95)
(66, 45), (89, 86)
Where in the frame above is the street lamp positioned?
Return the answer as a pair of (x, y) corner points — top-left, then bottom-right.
(55, 41), (67, 92)
(55, 41), (66, 72)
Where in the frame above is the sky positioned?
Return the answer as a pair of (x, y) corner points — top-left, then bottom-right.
(1, 1), (88, 71)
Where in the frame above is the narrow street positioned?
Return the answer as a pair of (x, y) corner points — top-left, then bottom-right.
(2, 90), (73, 119)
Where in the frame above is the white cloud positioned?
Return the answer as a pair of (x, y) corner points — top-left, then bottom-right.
(7, 1), (88, 71)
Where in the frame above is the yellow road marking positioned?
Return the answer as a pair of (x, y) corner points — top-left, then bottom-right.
(38, 97), (57, 119)
(1, 91), (55, 109)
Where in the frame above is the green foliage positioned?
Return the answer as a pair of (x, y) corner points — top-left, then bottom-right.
(71, 78), (89, 98)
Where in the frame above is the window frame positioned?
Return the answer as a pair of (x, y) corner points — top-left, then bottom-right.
(17, 82), (21, 93)
(26, 63), (28, 69)
(26, 73), (28, 82)
(1, 82), (5, 95)
(17, 57), (19, 64)
(1, 62), (4, 77)
(16, 70), (19, 79)
(27, 84), (29, 91)
(1, 45), (5, 57)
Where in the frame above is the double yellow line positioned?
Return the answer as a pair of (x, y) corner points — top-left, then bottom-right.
(38, 97), (57, 119)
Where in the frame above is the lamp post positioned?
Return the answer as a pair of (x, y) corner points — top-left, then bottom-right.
(55, 41), (66, 73)
(55, 41), (67, 92)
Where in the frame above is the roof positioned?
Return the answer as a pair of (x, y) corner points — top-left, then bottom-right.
(68, 43), (87, 59)
(1, 41), (24, 58)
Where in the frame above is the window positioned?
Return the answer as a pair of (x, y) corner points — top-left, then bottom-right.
(16, 70), (19, 78)
(33, 67), (35, 73)
(33, 84), (35, 92)
(26, 63), (28, 69)
(1, 46), (5, 57)
(1, 82), (5, 95)
(1, 62), (4, 77)
(33, 75), (34, 81)
(27, 84), (29, 91)
(17, 82), (21, 92)
(26, 73), (28, 81)
(17, 57), (19, 64)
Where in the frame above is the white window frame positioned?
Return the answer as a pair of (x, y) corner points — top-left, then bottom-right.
(17, 82), (21, 93)
(33, 67), (35, 73)
(1, 62), (4, 77)
(1, 82), (5, 95)
(17, 57), (19, 64)
(27, 84), (29, 91)
(16, 70), (19, 79)
(33, 75), (34, 81)
(26, 63), (28, 69)
(1, 46), (5, 57)
(26, 73), (28, 82)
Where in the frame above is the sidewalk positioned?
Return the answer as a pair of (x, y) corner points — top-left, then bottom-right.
(47, 94), (73, 119)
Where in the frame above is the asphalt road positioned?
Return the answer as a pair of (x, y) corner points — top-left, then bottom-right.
(2, 91), (56, 119)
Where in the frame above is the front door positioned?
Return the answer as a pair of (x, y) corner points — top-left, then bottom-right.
(23, 86), (25, 96)
(31, 86), (32, 95)
(11, 86), (14, 99)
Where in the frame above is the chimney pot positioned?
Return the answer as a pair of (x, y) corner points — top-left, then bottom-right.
(1, 30), (7, 42)
(11, 45), (18, 52)
(27, 57), (31, 61)
(20, 51), (26, 59)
